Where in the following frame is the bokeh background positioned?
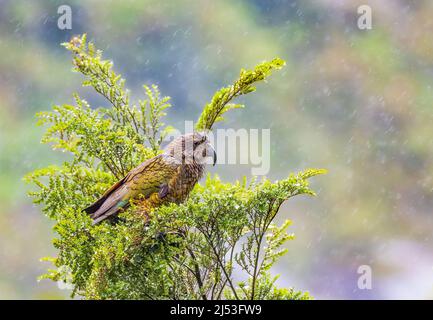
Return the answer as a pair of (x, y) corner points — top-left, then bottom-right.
(1, 0), (433, 299)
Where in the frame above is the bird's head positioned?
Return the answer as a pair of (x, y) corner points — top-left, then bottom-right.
(164, 132), (217, 166)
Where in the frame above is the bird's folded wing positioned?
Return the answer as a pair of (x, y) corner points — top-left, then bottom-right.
(84, 154), (180, 223)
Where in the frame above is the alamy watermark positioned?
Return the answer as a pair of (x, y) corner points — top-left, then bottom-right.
(357, 264), (372, 290)
(57, 5), (72, 30)
(357, 5), (372, 30)
(57, 4), (373, 31)
(165, 121), (271, 176)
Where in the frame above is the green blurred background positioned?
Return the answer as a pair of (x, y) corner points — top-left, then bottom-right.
(1, 0), (433, 299)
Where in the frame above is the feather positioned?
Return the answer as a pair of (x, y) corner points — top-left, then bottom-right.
(84, 154), (179, 224)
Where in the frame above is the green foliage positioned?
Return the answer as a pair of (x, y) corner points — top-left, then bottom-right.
(196, 57), (285, 131)
(25, 34), (325, 300)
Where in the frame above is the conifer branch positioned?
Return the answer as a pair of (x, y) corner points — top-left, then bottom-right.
(196, 58), (285, 131)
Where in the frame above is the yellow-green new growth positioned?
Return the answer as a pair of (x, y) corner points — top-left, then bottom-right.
(196, 58), (286, 131)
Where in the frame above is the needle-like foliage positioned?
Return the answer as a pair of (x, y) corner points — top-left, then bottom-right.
(196, 58), (285, 131)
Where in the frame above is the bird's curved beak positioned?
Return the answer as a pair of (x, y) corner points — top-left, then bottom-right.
(208, 143), (217, 166)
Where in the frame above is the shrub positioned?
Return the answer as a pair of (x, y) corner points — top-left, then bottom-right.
(25, 34), (325, 300)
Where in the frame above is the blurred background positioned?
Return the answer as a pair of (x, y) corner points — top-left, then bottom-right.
(1, 0), (433, 299)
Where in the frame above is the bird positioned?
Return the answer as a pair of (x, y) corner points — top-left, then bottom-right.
(84, 132), (217, 225)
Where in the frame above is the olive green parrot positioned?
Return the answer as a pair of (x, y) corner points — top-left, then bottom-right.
(84, 132), (216, 224)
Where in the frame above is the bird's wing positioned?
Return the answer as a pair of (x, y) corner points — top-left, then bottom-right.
(84, 154), (179, 224)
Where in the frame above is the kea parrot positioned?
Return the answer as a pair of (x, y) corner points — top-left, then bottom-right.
(84, 132), (217, 224)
